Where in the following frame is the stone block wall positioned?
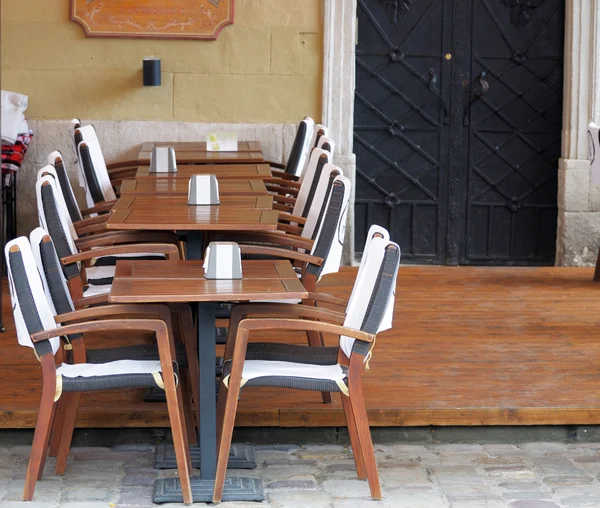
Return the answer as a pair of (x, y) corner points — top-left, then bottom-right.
(0, 0), (323, 123)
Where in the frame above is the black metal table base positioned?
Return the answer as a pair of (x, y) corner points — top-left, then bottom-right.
(154, 443), (256, 470)
(153, 476), (264, 504)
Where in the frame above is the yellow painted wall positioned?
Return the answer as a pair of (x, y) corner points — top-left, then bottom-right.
(0, 0), (323, 123)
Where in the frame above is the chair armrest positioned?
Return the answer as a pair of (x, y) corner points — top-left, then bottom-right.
(107, 160), (140, 170)
(75, 231), (178, 250)
(61, 243), (180, 264)
(233, 232), (314, 251)
(55, 304), (171, 324)
(31, 319), (169, 343)
(239, 245), (323, 265)
(270, 168), (299, 181)
(73, 294), (109, 309)
(273, 203), (294, 212)
(76, 223), (109, 236)
(80, 201), (117, 215)
(239, 318), (374, 342)
(273, 195), (297, 206)
(308, 292), (348, 308)
(277, 223), (304, 236)
(266, 177), (301, 189)
(74, 214), (111, 230)
(278, 212), (306, 225)
(266, 184), (299, 197)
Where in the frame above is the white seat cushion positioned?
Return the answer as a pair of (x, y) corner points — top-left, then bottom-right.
(83, 284), (111, 297)
(57, 359), (161, 378)
(86, 265), (115, 283)
(240, 360), (345, 383)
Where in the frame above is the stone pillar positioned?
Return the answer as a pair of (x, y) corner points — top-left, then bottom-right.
(557, 0), (600, 265)
(322, 0), (358, 264)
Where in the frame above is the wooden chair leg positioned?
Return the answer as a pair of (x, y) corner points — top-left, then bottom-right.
(48, 397), (66, 458)
(215, 381), (228, 447)
(306, 330), (332, 404)
(347, 382), (381, 500)
(179, 368), (198, 446)
(175, 380), (194, 473)
(23, 369), (56, 501)
(341, 393), (367, 480)
(55, 392), (81, 475)
(213, 380), (242, 504)
(163, 371), (193, 504)
(177, 308), (200, 427)
(594, 247), (600, 281)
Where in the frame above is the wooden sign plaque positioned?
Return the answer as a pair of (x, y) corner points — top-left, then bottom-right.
(71, 0), (234, 40)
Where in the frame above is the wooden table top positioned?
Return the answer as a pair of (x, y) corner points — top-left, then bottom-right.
(134, 164), (272, 180)
(109, 259), (308, 303)
(138, 148), (265, 165)
(113, 195), (274, 211)
(141, 141), (262, 153)
(119, 178), (268, 196)
(105, 207), (279, 231)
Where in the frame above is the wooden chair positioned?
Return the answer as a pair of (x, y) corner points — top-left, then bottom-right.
(47, 151), (118, 231)
(266, 143), (335, 212)
(71, 120), (138, 184)
(29, 227), (200, 455)
(212, 233), (401, 503)
(4, 236), (194, 504)
(35, 174), (179, 303)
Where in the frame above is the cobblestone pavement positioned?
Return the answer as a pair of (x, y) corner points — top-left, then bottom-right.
(2, 442), (600, 507)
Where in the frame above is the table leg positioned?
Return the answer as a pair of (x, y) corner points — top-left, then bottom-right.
(152, 302), (263, 503)
(186, 231), (204, 261)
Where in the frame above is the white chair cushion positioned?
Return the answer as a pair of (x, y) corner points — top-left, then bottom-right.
(57, 359), (161, 378)
(240, 360), (345, 383)
(83, 284), (111, 297)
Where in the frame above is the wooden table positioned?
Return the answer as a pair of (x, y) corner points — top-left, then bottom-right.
(113, 195), (274, 211)
(109, 259), (308, 502)
(134, 164), (272, 180)
(141, 141), (262, 152)
(119, 178), (268, 196)
(139, 141), (265, 165)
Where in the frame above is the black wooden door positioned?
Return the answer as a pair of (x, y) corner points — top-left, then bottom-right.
(354, 0), (564, 265)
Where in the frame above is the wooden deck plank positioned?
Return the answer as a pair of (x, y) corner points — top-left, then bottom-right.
(3, 266), (600, 428)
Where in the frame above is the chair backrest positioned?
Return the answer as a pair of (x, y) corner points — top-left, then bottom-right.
(293, 148), (332, 217)
(75, 124), (116, 203)
(311, 124), (328, 148)
(37, 165), (79, 233)
(305, 175), (352, 281)
(316, 135), (335, 156)
(301, 163), (343, 242)
(589, 122), (600, 185)
(47, 151), (83, 222)
(285, 117), (315, 177)
(340, 236), (401, 359)
(30, 227), (76, 317)
(36, 175), (82, 282)
(348, 225), (390, 305)
(4, 236), (61, 356)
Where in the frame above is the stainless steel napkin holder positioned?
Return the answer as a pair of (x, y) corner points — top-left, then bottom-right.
(149, 146), (177, 173)
(203, 242), (243, 279)
(188, 174), (220, 205)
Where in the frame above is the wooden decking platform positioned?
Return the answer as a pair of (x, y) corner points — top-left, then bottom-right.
(2, 265), (600, 428)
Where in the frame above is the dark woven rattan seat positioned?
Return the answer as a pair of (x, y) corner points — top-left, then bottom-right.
(61, 372), (164, 392)
(86, 342), (187, 367)
(245, 343), (338, 365)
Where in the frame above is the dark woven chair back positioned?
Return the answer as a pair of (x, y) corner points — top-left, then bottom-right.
(285, 117), (315, 176)
(49, 151), (83, 222)
(77, 142), (105, 204)
(301, 152), (332, 218)
(36, 177), (81, 282)
(340, 236), (401, 358)
(4, 237), (61, 357)
(306, 178), (346, 278)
